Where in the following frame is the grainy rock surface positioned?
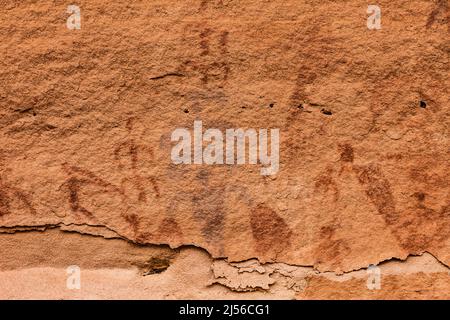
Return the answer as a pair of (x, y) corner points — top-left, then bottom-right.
(0, 0), (448, 299)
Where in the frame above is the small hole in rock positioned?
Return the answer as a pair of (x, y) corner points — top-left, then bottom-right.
(183, 109), (189, 114)
(419, 100), (427, 108)
(141, 257), (171, 276)
(321, 108), (332, 116)
(414, 192), (426, 202)
(269, 103), (274, 108)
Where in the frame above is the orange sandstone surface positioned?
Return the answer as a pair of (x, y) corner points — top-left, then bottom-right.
(0, 0), (448, 299)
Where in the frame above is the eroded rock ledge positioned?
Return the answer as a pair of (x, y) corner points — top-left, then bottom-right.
(1, 228), (449, 299)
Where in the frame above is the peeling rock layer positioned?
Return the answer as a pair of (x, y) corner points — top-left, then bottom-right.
(1, 229), (450, 299)
(0, 0), (448, 299)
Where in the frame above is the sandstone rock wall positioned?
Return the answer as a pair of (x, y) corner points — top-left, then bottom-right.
(0, 0), (448, 299)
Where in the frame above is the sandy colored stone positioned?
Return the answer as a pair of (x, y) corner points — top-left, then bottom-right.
(0, 0), (448, 299)
(0, 230), (449, 299)
(0, 228), (177, 273)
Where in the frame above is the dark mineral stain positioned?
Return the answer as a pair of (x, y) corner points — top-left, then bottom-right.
(315, 221), (350, 264)
(0, 178), (37, 216)
(114, 140), (140, 170)
(0, 189), (11, 217)
(354, 164), (398, 226)
(315, 168), (339, 202)
(130, 141), (138, 169)
(126, 118), (134, 132)
(194, 192), (224, 241)
(67, 177), (95, 219)
(199, 28), (212, 56)
(401, 202), (450, 253)
(200, 0), (208, 11)
(426, 0), (448, 28)
(149, 177), (161, 198)
(65, 165), (120, 191)
(356, 174), (450, 254)
(196, 169), (209, 185)
(192, 174), (225, 254)
(202, 211), (224, 240)
(63, 165), (125, 222)
(402, 233), (434, 253)
(250, 205), (292, 257)
(157, 217), (183, 240)
(314, 217), (351, 268)
(220, 31), (229, 53)
(124, 213), (140, 235)
(138, 190), (147, 203)
(413, 192), (426, 202)
(339, 144), (354, 163)
(13, 190), (37, 215)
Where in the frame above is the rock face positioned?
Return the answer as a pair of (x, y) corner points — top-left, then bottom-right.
(0, 0), (448, 299)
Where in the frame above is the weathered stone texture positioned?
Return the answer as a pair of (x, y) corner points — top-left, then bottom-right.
(0, 0), (448, 299)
